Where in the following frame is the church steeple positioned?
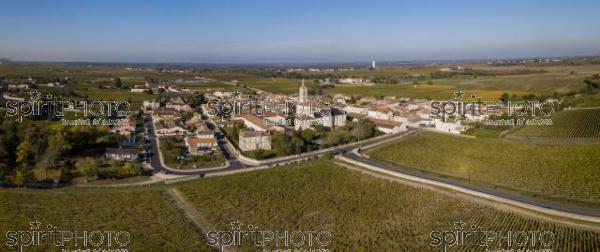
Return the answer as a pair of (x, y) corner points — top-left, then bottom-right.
(299, 78), (308, 103)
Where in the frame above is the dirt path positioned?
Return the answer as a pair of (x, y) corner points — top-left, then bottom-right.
(165, 188), (237, 252)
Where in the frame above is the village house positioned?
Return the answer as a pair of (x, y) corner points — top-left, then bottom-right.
(239, 131), (271, 152)
(238, 114), (284, 133)
(294, 115), (323, 131)
(368, 118), (407, 134)
(368, 106), (393, 120)
(152, 108), (178, 122)
(105, 147), (140, 161)
(165, 97), (192, 111)
(130, 84), (149, 93)
(110, 118), (137, 145)
(143, 100), (160, 110)
(185, 135), (218, 155)
(314, 108), (347, 128)
(154, 118), (189, 136)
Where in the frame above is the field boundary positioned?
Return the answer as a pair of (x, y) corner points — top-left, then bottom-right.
(165, 188), (236, 252)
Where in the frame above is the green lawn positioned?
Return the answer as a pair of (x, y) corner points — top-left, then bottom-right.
(0, 188), (211, 251)
(368, 132), (600, 206)
(176, 159), (600, 251)
(160, 136), (225, 169)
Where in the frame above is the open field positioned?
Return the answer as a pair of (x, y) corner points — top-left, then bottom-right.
(367, 132), (600, 207)
(0, 188), (211, 251)
(325, 83), (534, 100)
(177, 159), (600, 251)
(0, 64), (196, 83)
(235, 65), (600, 99)
(178, 82), (241, 92)
(239, 77), (317, 94)
(510, 108), (600, 138)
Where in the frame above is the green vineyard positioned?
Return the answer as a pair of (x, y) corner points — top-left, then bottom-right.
(368, 132), (600, 205)
(177, 159), (600, 251)
(0, 188), (210, 251)
(511, 108), (600, 138)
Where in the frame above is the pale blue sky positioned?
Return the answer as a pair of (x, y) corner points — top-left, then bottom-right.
(1, 0), (599, 63)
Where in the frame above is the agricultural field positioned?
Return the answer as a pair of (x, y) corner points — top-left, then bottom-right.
(323, 83), (457, 99)
(0, 64), (195, 84)
(84, 87), (157, 105)
(239, 77), (317, 94)
(435, 68), (588, 94)
(0, 188), (211, 251)
(177, 159), (600, 251)
(510, 108), (600, 138)
(239, 65), (600, 100)
(367, 132), (600, 206)
(177, 82), (242, 92)
(575, 93), (600, 108)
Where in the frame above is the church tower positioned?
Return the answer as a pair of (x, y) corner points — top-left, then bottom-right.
(299, 79), (308, 103)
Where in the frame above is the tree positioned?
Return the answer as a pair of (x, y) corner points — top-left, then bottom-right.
(290, 136), (305, 154)
(300, 129), (314, 143)
(113, 77), (122, 88)
(116, 162), (142, 178)
(46, 129), (72, 169)
(271, 132), (290, 156)
(499, 93), (510, 104)
(75, 157), (98, 182)
(14, 168), (26, 186)
(584, 75), (600, 94)
(16, 140), (31, 164)
(354, 120), (376, 140)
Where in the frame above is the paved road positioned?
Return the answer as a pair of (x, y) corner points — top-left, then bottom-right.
(143, 114), (246, 176)
(341, 151), (600, 218)
(143, 113), (415, 176)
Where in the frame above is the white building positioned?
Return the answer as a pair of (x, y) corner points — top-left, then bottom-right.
(432, 118), (464, 134)
(299, 79), (308, 103)
(367, 106), (393, 120)
(143, 100), (160, 110)
(368, 118), (406, 134)
(342, 105), (369, 115)
(239, 131), (271, 152)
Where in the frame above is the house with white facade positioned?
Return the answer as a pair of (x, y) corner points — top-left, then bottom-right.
(239, 131), (271, 151)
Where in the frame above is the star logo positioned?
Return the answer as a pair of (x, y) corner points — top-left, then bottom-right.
(230, 220), (241, 230)
(28, 90), (42, 100)
(453, 90), (465, 100)
(30, 220), (41, 230)
(232, 90), (241, 99)
(453, 220), (465, 230)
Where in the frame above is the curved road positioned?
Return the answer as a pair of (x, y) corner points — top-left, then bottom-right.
(143, 114), (245, 176)
(144, 114), (600, 223)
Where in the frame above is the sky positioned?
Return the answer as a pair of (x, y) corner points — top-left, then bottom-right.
(1, 0), (600, 63)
